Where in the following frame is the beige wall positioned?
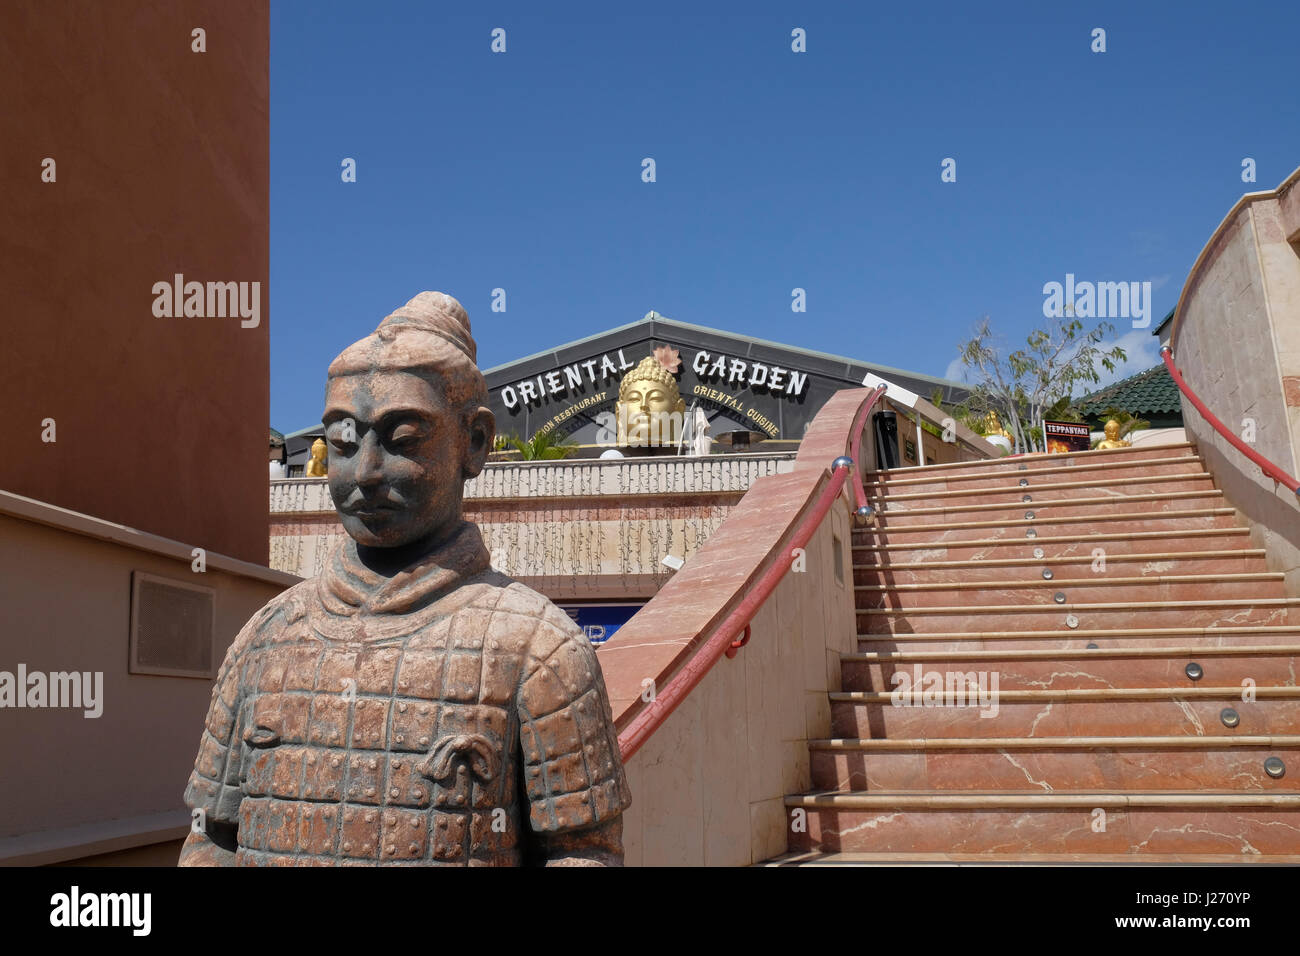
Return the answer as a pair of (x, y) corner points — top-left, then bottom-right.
(1171, 167), (1300, 594)
(0, 508), (290, 865)
(618, 504), (855, 865)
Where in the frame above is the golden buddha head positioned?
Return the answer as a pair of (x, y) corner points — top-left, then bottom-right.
(1104, 419), (1120, 441)
(616, 353), (685, 447)
(310, 438), (327, 462)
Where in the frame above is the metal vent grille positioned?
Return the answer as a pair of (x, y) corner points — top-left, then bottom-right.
(129, 572), (216, 678)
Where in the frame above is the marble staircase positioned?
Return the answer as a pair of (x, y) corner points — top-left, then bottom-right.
(779, 442), (1300, 863)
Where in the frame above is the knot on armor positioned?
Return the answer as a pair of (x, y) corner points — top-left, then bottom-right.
(418, 733), (496, 784)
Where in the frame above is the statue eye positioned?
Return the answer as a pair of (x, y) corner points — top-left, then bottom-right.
(389, 424), (422, 444)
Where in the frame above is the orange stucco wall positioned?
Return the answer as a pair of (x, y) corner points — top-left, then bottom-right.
(0, 0), (269, 564)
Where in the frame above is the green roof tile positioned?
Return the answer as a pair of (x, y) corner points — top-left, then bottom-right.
(1077, 363), (1181, 416)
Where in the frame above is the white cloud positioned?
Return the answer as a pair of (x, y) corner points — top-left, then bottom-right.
(1074, 327), (1163, 394)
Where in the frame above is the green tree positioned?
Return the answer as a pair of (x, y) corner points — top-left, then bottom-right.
(954, 315), (1126, 454)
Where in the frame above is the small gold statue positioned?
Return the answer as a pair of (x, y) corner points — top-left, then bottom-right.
(983, 411), (1013, 441)
(305, 437), (328, 476)
(1096, 419), (1131, 450)
(616, 347), (686, 447)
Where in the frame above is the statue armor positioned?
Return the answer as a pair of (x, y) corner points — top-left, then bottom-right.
(184, 521), (631, 865)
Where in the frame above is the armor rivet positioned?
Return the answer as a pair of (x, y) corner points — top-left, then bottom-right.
(365, 813), (375, 823)
(1264, 757), (1285, 779)
(307, 755), (315, 764)
(393, 761), (402, 769)
(390, 788), (400, 798)
(1185, 662), (1203, 681)
(387, 845), (396, 854)
(388, 818), (398, 827)
(369, 759), (378, 770)
(303, 808), (312, 818)
(409, 819), (419, 828)
(366, 787), (376, 797)
(414, 788), (425, 799)
(419, 737), (430, 746)
(398, 703), (407, 712)
(409, 843), (420, 853)
(396, 735), (404, 743)
(331, 757), (341, 767)
(343, 842), (353, 851)
(362, 844), (371, 853)
(399, 681), (409, 689)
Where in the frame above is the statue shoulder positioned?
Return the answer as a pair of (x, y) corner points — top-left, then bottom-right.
(464, 574), (584, 655)
(220, 579), (316, 668)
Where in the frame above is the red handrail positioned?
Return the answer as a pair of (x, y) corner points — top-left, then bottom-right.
(1161, 346), (1300, 496)
(616, 385), (887, 762)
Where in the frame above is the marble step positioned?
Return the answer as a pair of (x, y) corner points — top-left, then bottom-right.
(858, 597), (1300, 634)
(873, 490), (1225, 525)
(829, 686), (1300, 738)
(843, 644), (1300, 691)
(809, 735), (1300, 792)
(853, 527), (1253, 563)
(858, 625), (1300, 653)
(852, 572), (1286, 610)
(867, 443), (1197, 481)
(782, 789), (1300, 854)
(854, 507), (1240, 544)
(870, 472), (1215, 508)
(864, 455), (1207, 496)
(852, 551), (1270, 586)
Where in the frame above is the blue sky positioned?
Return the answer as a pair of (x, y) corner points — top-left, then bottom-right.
(270, 0), (1300, 432)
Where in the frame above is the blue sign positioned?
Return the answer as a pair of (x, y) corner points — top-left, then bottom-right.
(559, 603), (642, 645)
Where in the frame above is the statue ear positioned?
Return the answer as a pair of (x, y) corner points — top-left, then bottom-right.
(675, 397), (685, 414)
(463, 406), (495, 480)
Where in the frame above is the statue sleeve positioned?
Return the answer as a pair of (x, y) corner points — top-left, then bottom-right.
(517, 609), (632, 841)
(183, 634), (251, 830)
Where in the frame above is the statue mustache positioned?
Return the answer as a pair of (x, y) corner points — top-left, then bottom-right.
(340, 487), (410, 510)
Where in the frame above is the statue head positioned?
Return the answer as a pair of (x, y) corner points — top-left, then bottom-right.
(323, 292), (495, 555)
(1104, 418), (1121, 440)
(310, 438), (327, 463)
(616, 355), (686, 446)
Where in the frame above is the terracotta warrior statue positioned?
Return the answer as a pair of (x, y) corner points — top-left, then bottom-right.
(180, 292), (631, 866)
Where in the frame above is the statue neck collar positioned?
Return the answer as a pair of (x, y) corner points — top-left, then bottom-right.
(319, 520), (492, 617)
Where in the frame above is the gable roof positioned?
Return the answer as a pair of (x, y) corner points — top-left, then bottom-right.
(1078, 363), (1181, 416)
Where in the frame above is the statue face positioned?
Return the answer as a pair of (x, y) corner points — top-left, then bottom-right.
(1105, 420), (1120, 439)
(322, 370), (491, 550)
(618, 378), (684, 445)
